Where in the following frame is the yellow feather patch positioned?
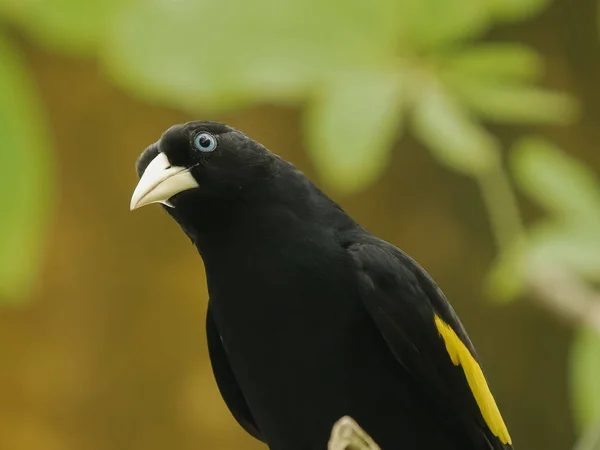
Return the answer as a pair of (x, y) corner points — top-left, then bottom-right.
(434, 315), (512, 445)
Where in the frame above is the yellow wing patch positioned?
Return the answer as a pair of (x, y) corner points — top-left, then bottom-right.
(434, 315), (512, 445)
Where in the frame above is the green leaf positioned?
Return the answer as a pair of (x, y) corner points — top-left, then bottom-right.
(449, 81), (578, 124)
(0, 34), (54, 304)
(440, 43), (544, 82)
(570, 326), (600, 432)
(487, 0), (554, 22)
(305, 70), (403, 194)
(412, 82), (500, 176)
(511, 138), (600, 223)
(1, 0), (127, 55)
(103, 0), (401, 111)
(527, 223), (600, 282)
(486, 222), (600, 301)
(398, 0), (490, 49)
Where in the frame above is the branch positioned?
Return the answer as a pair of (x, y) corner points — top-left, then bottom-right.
(328, 416), (381, 450)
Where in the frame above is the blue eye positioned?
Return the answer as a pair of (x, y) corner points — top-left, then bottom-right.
(193, 132), (217, 152)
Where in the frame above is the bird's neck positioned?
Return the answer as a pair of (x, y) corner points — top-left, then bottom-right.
(171, 172), (355, 270)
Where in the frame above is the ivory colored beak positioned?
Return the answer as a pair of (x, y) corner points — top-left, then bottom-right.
(130, 152), (199, 210)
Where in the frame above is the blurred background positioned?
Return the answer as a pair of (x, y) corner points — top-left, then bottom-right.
(1, 0), (600, 449)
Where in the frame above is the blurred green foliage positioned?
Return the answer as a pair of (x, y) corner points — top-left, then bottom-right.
(0, 0), (577, 191)
(0, 32), (54, 304)
(571, 327), (600, 432)
(487, 138), (600, 443)
(488, 139), (600, 301)
(0, 0), (599, 448)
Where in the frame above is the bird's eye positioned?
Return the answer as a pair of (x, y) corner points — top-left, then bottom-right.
(193, 132), (217, 152)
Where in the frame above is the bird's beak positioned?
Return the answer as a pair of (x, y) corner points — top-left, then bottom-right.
(130, 152), (199, 210)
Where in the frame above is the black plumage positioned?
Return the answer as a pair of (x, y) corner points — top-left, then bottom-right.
(131, 121), (513, 450)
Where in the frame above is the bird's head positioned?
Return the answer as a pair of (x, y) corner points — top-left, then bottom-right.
(130, 121), (279, 213)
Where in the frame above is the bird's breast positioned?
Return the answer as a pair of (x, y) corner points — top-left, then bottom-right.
(206, 239), (355, 338)
(202, 239), (460, 450)
(204, 235), (359, 373)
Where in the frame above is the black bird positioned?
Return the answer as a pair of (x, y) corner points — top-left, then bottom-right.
(130, 121), (513, 450)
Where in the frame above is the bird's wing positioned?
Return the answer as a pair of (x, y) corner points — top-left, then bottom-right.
(348, 238), (512, 450)
(206, 305), (265, 442)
